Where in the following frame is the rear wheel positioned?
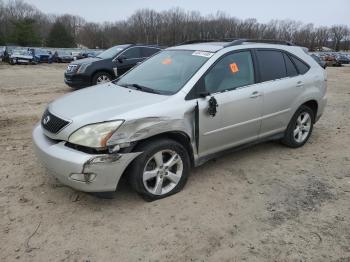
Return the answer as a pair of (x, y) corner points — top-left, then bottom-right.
(128, 139), (190, 201)
(92, 72), (112, 85)
(281, 105), (314, 148)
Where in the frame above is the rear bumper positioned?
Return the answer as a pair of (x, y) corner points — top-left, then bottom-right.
(316, 94), (327, 122)
(32, 124), (140, 192)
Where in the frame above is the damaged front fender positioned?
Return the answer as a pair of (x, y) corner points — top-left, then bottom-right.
(107, 112), (196, 153)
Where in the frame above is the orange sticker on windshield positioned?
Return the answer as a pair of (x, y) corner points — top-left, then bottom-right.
(230, 63), (239, 73)
(162, 58), (172, 65)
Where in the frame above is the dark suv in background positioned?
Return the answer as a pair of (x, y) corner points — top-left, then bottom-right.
(64, 44), (162, 88)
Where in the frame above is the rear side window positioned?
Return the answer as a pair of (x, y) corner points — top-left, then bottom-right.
(290, 56), (309, 74)
(142, 47), (160, 57)
(283, 53), (298, 77)
(123, 47), (141, 59)
(256, 50), (286, 82)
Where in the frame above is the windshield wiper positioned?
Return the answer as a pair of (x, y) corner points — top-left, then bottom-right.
(123, 83), (161, 94)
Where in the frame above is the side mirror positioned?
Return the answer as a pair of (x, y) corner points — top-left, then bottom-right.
(196, 78), (210, 98)
(117, 55), (126, 63)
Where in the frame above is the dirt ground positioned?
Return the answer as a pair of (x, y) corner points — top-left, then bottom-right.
(0, 62), (349, 262)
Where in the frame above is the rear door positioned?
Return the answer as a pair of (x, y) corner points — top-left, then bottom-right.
(141, 47), (161, 58)
(196, 50), (263, 157)
(255, 49), (309, 137)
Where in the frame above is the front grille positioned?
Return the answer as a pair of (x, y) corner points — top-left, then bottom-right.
(41, 109), (70, 134)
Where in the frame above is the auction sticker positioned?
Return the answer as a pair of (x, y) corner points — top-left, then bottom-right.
(192, 51), (214, 58)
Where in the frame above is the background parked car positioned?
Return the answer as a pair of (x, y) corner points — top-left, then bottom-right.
(64, 44), (162, 88)
(53, 50), (74, 63)
(336, 54), (350, 64)
(324, 54), (342, 67)
(9, 49), (35, 65)
(3, 44), (18, 63)
(310, 54), (327, 69)
(29, 48), (52, 63)
(0, 47), (4, 61)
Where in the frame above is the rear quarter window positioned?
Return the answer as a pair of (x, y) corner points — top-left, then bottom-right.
(283, 53), (298, 77)
(290, 56), (310, 74)
(256, 50), (286, 82)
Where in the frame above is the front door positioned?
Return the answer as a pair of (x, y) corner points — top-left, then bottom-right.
(115, 47), (143, 76)
(197, 50), (263, 157)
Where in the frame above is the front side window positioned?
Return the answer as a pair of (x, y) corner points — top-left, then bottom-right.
(204, 51), (255, 93)
(256, 50), (286, 82)
(116, 50), (210, 95)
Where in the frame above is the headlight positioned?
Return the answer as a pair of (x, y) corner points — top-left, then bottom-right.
(77, 63), (91, 73)
(68, 120), (123, 148)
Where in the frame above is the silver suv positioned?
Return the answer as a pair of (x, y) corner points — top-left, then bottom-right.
(33, 39), (327, 201)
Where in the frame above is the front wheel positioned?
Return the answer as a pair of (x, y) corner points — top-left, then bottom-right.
(281, 105), (314, 148)
(128, 139), (190, 201)
(92, 72), (112, 85)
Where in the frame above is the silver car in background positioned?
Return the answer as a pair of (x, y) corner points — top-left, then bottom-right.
(33, 39), (327, 201)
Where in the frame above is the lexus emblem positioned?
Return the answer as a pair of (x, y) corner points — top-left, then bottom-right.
(43, 115), (51, 125)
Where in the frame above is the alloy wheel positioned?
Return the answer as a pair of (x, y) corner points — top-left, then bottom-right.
(293, 111), (312, 143)
(96, 75), (110, 84)
(143, 150), (184, 196)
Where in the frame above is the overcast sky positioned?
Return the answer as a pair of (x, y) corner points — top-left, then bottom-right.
(23, 0), (349, 26)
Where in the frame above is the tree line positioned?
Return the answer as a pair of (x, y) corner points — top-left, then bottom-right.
(0, 0), (349, 51)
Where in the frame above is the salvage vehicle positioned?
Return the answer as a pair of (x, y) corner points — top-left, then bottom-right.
(3, 44), (18, 63)
(53, 50), (74, 63)
(9, 49), (35, 65)
(33, 39), (327, 201)
(64, 44), (162, 88)
(29, 48), (52, 63)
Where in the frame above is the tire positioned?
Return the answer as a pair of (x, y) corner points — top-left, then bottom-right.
(281, 105), (314, 148)
(92, 72), (112, 85)
(128, 138), (190, 201)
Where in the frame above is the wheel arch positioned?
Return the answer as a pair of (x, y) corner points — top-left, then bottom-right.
(118, 130), (194, 187)
(131, 131), (195, 167)
(301, 100), (318, 123)
(91, 69), (115, 84)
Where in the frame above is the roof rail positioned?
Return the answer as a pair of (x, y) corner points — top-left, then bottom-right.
(225, 39), (295, 47)
(178, 39), (221, 45)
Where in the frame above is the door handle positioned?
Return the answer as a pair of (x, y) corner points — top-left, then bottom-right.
(296, 81), (304, 87)
(250, 91), (262, 98)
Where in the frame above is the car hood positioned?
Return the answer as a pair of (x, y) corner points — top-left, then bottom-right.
(70, 57), (101, 65)
(49, 82), (169, 129)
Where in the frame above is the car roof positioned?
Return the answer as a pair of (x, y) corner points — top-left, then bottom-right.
(168, 40), (298, 53)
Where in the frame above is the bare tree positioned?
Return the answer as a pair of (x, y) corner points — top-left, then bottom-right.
(1, 1), (349, 51)
(330, 25), (348, 51)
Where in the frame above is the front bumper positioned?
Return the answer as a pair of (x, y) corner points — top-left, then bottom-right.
(64, 73), (90, 88)
(32, 124), (140, 192)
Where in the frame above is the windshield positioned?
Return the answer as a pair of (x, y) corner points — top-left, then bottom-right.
(97, 45), (129, 59)
(13, 50), (29, 55)
(36, 49), (48, 55)
(116, 50), (211, 95)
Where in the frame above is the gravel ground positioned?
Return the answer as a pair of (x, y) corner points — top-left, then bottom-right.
(0, 63), (349, 262)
